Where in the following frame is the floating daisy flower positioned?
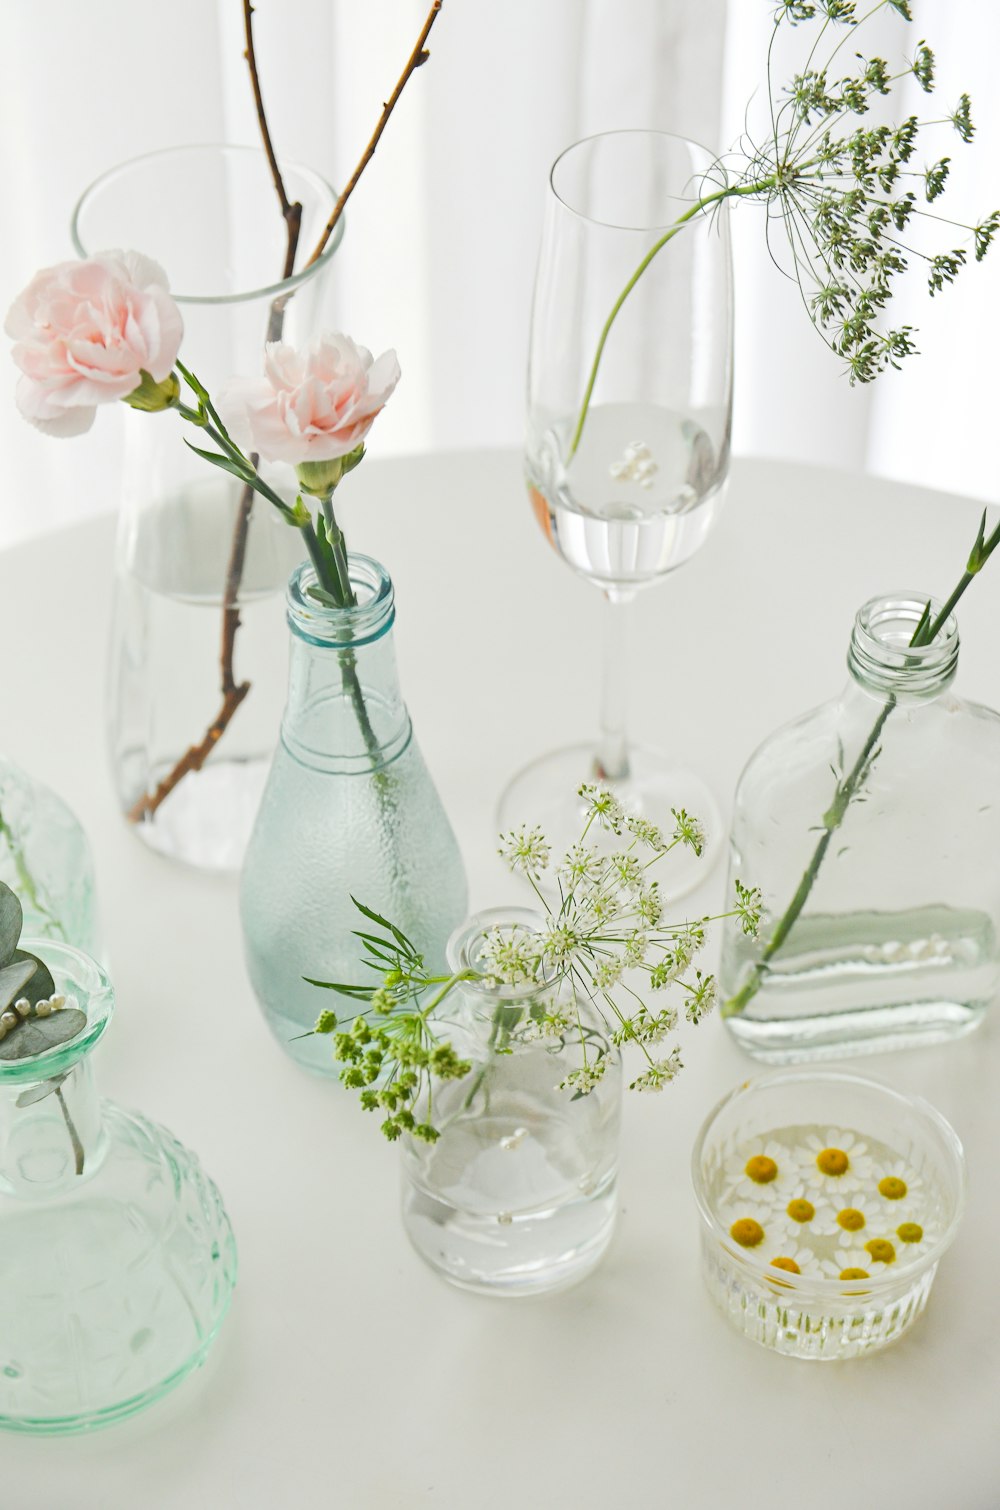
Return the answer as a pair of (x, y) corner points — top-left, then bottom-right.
(873, 1157), (924, 1205)
(820, 1243), (892, 1279)
(765, 1184), (834, 1246)
(760, 1239), (819, 1284)
(721, 1140), (790, 1211)
(796, 1128), (873, 1193)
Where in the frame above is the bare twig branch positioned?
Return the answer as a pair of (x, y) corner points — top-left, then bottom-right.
(304, 0), (444, 268)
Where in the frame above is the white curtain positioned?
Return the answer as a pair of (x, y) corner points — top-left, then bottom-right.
(0, 0), (996, 548)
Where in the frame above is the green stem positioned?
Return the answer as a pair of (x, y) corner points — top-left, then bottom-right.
(54, 1084), (85, 1176)
(724, 521), (1000, 1017)
(567, 178), (773, 461)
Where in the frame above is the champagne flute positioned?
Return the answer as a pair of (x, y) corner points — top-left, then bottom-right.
(498, 130), (734, 892)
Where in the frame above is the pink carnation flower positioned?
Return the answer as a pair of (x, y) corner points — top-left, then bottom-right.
(220, 333), (400, 465)
(5, 251), (183, 437)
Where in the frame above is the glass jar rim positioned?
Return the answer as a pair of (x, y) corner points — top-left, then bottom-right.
(0, 940), (113, 1085)
(849, 590), (959, 695)
(549, 128), (725, 232)
(286, 553), (395, 649)
(70, 143), (343, 305)
(690, 1066), (967, 1296)
(446, 907), (555, 999)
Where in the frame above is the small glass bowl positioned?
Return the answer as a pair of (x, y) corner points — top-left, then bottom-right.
(691, 1068), (966, 1360)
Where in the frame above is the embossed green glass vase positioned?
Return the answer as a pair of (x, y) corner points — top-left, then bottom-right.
(240, 555), (468, 1074)
(0, 942), (237, 1433)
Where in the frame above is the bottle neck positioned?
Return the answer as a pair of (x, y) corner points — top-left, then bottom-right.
(846, 592), (959, 703)
(281, 555), (411, 774)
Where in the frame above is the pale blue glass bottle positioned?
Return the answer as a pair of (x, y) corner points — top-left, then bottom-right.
(240, 555), (468, 1074)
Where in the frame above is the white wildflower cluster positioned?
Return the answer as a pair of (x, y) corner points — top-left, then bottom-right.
(671, 807), (706, 857)
(498, 824), (551, 881)
(684, 970), (717, 1025)
(614, 1005), (678, 1046)
(512, 1000), (576, 1044)
(559, 1059), (609, 1094)
(479, 924), (538, 987)
(482, 787), (761, 1104)
(630, 1047), (684, 1092)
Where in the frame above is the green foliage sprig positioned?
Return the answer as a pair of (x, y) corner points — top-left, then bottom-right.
(307, 789), (762, 1141)
(571, 0), (998, 457)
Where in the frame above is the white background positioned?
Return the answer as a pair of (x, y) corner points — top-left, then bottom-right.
(0, 0), (998, 547)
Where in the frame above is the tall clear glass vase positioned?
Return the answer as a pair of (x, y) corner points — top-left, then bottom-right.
(71, 145), (343, 870)
(239, 555), (469, 1075)
(720, 592), (1000, 1060)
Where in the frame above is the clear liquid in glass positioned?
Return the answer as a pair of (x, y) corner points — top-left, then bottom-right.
(527, 401), (728, 587)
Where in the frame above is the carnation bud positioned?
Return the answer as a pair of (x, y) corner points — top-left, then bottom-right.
(123, 368), (180, 414)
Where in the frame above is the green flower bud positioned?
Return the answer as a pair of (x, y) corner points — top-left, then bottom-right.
(295, 457), (345, 498)
(124, 368), (180, 414)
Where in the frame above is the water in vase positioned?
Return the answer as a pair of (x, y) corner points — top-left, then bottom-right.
(528, 401), (728, 587)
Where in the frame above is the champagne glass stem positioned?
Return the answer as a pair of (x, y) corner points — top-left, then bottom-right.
(594, 588), (634, 783)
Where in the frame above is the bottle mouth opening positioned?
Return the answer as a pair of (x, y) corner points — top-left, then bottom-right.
(286, 553), (394, 648)
(446, 908), (555, 999)
(849, 592), (958, 694)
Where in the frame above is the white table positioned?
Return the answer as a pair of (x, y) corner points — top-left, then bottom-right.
(4, 451), (999, 1509)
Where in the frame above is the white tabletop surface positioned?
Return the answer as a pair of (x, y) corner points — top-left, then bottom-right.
(3, 449), (1000, 1509)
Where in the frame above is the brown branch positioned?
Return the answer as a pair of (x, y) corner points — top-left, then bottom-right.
(128, 683), (252, 823)
(304, 0), (444, 269)
(127, 1), (445, 830)
(127, 1), (302, 829)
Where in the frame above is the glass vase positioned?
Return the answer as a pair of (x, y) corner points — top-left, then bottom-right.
(499, 130), (733, 894)
(71, 144), (343, 871)
(0, 940), (237, 1433)
(720, 592), (1000, 1060)
(0, 757), (99, 955)
(239, 555), (468, 1075)
(400, 908), (623, 1296)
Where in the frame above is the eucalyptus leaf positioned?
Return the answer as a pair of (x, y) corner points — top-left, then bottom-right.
(15, 1073), (68, 1108)
(10, 950), (55, 1008)
(0, 957), (36, 1014)
(0, 1007), (86, 1061)
(0, 885), (23, 965)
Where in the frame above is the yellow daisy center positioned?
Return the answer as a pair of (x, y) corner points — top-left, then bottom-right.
(879, 1176), (907, 1200)
(839, 1267), (869, 1281)
(837, 1207), (866, 1232)
(787, 1198), (815, 1223)
(730, 1218), (765, 1248)
(816, 1147), (849, 1176)
(897, 1223), (924, 1244)
(865, 1238), (896, 1265)
(770, 1256), (800, 1274)
(745, 1155), (779, 1184)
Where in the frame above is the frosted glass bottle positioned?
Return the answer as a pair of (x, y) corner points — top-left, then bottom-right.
(720, 592), (1000, 1060)
(240, 555), (468, 1074)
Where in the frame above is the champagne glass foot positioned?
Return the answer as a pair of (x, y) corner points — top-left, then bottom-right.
(497, 743), (723, 899)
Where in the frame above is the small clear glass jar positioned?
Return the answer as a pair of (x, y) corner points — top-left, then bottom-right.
(0, 941), (237, 1433)
(691, 1068), (966, 1360)
(400, 908), (623, 1296)
(720, 592), (1000, 1060)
